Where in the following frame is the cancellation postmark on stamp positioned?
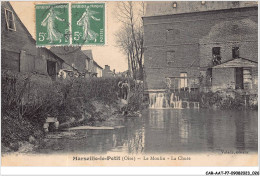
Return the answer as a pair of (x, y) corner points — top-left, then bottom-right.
(36, 3), (69, 46)
(71, 3), (105, 45)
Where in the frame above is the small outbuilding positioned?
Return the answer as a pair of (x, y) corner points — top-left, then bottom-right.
(211, 58), (258, 93)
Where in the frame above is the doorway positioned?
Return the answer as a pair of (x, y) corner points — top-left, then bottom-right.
(47, 60), (56, 80)
(235, 67), (243, 89)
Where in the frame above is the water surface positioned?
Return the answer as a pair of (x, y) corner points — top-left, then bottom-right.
(38, 109), (258, 154)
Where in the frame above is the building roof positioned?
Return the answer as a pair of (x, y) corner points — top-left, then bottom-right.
(50, 47), (85, 60)
(82, 50), (103, 69)
(93, 60), (103, 69)
(82, 50), (93, 60)
(144, 1), (258, 17)
(50, 46), (88, 72)
(213, 58), (258, 69)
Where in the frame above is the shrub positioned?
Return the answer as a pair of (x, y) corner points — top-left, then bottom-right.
(199, 89), (257, 110)
(1, 71), (140, 148)
(125, 80), (144, 112)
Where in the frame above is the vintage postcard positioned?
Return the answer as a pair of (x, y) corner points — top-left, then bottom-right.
(1, 0), (259, 172)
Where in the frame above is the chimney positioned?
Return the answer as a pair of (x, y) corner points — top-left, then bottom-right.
(105, 65), (110, 70)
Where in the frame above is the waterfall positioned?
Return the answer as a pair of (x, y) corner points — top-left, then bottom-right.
(169, 93), (183, 109)
(149, 92), (199, 109)
(194, 102), (200, 109)
(149, 93), (169, 109)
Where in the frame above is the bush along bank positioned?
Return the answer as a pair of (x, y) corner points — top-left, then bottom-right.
(1, 70), (143, 153)
(200, 89), (258, 110)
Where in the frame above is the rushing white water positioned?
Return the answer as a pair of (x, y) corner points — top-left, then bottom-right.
(169, 93), (182, 109)
(149, 92), (199, 109)
(149, 93), (166, 109)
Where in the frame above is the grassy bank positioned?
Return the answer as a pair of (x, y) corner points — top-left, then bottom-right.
(1, 70), (143, 152)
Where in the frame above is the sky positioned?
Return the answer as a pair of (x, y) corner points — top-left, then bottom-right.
(10, 1), (128, 72)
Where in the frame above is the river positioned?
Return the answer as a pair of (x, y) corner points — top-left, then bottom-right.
(38, 109), (258, 154)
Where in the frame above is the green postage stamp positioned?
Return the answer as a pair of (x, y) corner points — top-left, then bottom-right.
(36, 3), (105, 46)
(71, 3), (105, 45)
(35, 3), (70, 46)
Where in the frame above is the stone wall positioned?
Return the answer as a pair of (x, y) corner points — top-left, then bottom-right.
(143, 6), (258, 90)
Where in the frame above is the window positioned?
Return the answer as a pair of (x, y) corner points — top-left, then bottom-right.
(180, 72), (187, 89)
(166, 51), (175, 64)
(232, 47), (239, 58)
(5, 9), (16, 31)
(212, 47), (221, 65)
(166, 28), (180, 41)
(212, 47), (220, 56)
(172, 2), (177, 8)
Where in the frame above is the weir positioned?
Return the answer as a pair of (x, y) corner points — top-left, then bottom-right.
(149, 92), (199, 109)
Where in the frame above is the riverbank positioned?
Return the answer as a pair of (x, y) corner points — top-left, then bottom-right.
(200, 89), (258, 110)
(1, 71), (143, 153)
(1, 100), (126, 154)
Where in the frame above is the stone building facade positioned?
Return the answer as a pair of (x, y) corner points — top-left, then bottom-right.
(143, 1), (258, 93)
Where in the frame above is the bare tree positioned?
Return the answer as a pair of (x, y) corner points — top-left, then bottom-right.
(115, 2), (145, 80)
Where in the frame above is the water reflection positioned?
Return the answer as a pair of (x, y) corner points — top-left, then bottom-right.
(125, 127), (145, 154)
(206, 115), (214, 150)
(39, 109), (258, 154)
(235, 113), (245, 151)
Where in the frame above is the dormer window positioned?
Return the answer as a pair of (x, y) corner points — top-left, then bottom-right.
(172, 2), (177, 8)
(5, 9), (16, 31)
